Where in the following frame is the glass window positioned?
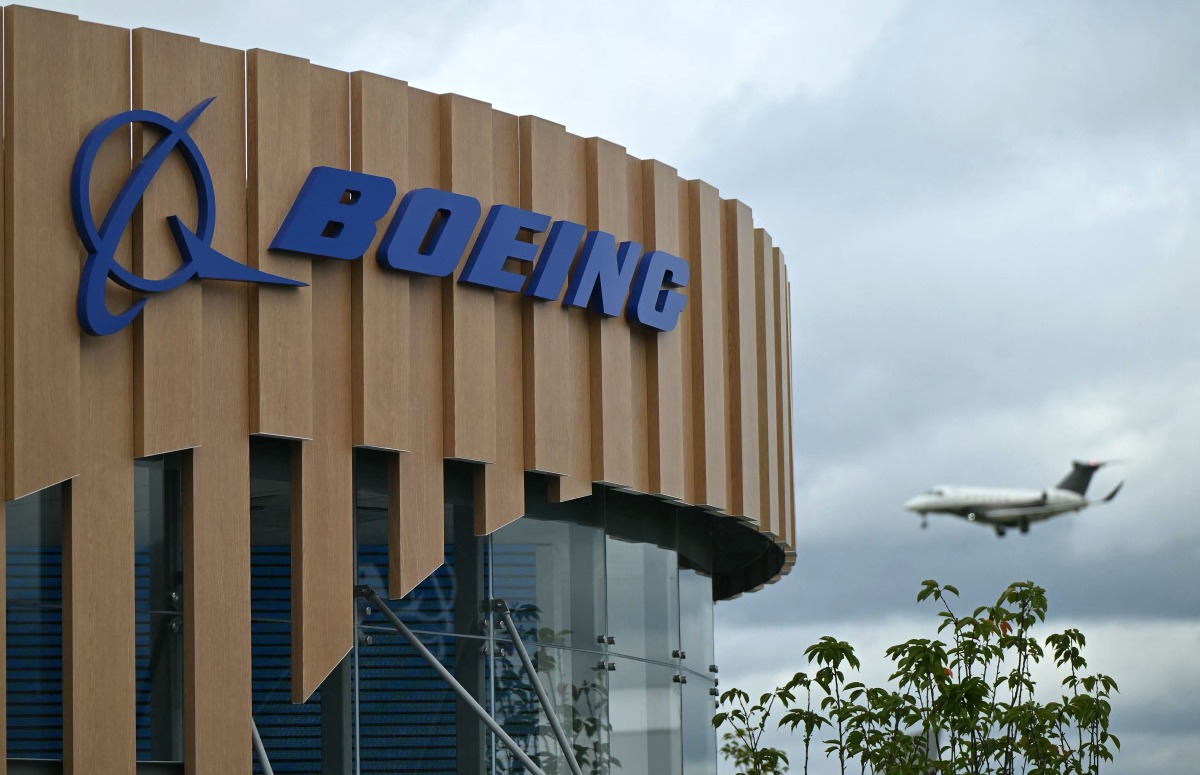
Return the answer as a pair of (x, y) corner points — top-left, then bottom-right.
(493, 642), (611, 775)
(134, 455), (185, 761)
(490, 478), (607, 653)
(5, 484), (65, 760)
(681, 675), (717, 775)
(249, 437), (324, 772)
(677, 519), (715, 676)
(607, 656), (682, 775)
(604, 494), (679, 663)
(353, 454), (488, 774)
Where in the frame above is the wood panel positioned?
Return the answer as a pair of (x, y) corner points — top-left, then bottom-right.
(65, 18), (135, 774)
(677, 179), (696, 504)
(0, 498), (5, 771)
(772, 247), (789, 549)
(688, 180), (728, 510)
(475, 110), (526, 534)
(641, 160), (686, 501)
(247, 49), (313, 439)
(520, 116), (592, 502)
(131, 28), (208, 457)
(777, 269), (796, 556)
(185, 40), (252, 775)
(584, 138), (635, 490)
(723, 200), (760, 524)
(350, 72), (410, 452)
(4, 5), (82, 499)
(626, 159), (651, 495)
(292, 65), (354, 703)
(0, 9), (7, 765)
(755, 229), (780, 540)
(392, 88), (445, 598)
(441, 94), (497, 464)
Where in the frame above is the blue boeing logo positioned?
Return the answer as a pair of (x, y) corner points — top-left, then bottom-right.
(72, 98), (304, 336)
(74, 99), (690, 337)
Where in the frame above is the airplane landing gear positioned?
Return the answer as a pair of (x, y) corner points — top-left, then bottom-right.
(1019, 520), (1030, 534)
(995, 526), (1007, 538)
(921, 516), (928, 529)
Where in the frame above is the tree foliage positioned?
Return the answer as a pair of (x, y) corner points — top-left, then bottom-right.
(713, 580), (1119, 774)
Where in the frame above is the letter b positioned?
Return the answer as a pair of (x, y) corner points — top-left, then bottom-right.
(270, 166), (397, 260)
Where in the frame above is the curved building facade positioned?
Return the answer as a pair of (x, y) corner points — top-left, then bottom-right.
(0, 5), (795, 774)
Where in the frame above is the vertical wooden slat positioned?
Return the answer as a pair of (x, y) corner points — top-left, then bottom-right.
(476, 110), (526, 534)
(0, 497), (5, 774)
(584, 138), (635, 490)
(641, 160), (686, 501)
(723, 200), (760, 524)
(185, 41), (251, 775)
(131, 28), (207, 457)
(688, 180), (728, 511)
(293, 65), (354, 703)
(66, 18), (135, 774)
(442, 94), (496, 464)
(0, 8), (8, 768)
(626, 158), (651, 495)
(755, 229), (780, 539)
(519, 116), (592, 502)
(4, 5), (81, 499)
(772, 247), (789, 549)
(677, 179), (697, 504)
(391, 88), (445, 598)
(783, 272), (797, 556)
(350, 72), (410, 452)
(247, 49), (312, 439)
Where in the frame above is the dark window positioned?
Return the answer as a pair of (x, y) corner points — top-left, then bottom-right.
(6, 484), (65, 761)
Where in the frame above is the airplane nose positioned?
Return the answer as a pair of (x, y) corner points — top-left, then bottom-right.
(904, 497), (922, 512)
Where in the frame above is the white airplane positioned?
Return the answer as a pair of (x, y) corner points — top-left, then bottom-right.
(904, 460), (1123, 537)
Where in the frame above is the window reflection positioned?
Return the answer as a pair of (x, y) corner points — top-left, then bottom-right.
(5, 484), (65, 761)
(493, 641), (612, 775)
(134, 455), (185, 761)
(607, 657), (682, 775)
(353, 455), (488, 774)
(236, 456), (720, 775)
(680, 675), (718, 775)
(249, 437), (324, 772)
(604, 493), (679, 663)
(491, 478), (606, 653)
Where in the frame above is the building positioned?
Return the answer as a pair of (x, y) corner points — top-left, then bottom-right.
(0, 5), (796, 774)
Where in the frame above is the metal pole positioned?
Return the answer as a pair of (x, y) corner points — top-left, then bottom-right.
(355, 585), (546, 775)
(493, 600), (585, 775)
(251, 717), (275, 775)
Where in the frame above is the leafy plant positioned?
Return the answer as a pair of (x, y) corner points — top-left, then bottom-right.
(714, 580), (1119, 774)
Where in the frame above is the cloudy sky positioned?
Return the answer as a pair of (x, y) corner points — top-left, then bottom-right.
(27, 0), (1200, 771)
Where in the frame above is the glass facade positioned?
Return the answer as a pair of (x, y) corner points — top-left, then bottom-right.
(353, 469), (718, 775)
(6, 447), (721, 775)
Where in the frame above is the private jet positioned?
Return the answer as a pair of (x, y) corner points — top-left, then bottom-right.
(904, 460), (1123, 536)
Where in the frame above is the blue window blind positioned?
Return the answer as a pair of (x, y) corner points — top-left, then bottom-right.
(6, 545), (63, 759)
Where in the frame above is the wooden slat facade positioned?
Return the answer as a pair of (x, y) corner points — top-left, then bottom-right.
(68, 18), (135, 774)
(0, 7), (797, 772)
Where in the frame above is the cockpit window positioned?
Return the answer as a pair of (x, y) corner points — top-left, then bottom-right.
(925, 488), (944, 496)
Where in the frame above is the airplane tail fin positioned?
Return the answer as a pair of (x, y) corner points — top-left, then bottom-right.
(1055, 460), (1110, 495)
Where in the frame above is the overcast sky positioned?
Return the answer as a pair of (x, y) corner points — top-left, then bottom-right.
(26, 0), (1200, 772)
